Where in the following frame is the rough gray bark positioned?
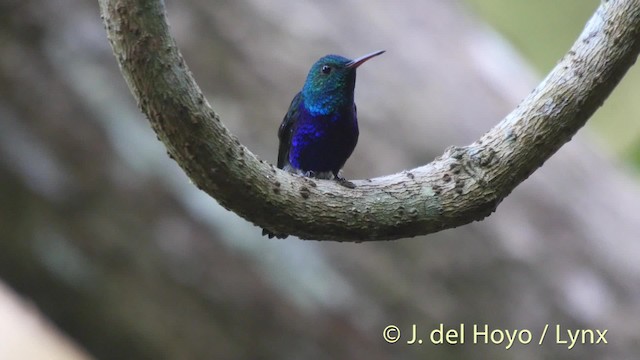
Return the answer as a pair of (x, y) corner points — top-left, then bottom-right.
(99, 0), (640, 240)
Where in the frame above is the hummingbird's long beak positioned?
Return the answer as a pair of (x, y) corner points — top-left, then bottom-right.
(346, 50), (385, 69)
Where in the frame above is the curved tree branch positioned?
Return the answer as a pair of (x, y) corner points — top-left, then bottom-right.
(98, 0), (640, 241)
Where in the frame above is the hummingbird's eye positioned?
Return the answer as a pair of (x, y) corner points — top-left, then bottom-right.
(321, 65), (332, 74)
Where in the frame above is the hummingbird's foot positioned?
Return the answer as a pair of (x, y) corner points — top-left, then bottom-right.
(334, 174), (356, 189)
(302, 170), (334, 180)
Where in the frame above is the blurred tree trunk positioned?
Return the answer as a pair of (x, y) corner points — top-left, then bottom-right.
(1, 0), (639, 359)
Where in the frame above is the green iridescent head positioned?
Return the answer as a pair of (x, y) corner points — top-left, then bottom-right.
(301, 50), (385, 115)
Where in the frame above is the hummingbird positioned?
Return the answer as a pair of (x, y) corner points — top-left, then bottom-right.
(263, 50), (385, 239)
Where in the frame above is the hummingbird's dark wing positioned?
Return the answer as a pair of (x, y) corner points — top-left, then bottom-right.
(262, 93), (302, 239)
(277, 92), (302, 169)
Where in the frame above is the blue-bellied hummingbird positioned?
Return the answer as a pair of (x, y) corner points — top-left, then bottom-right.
(263, 50), (385, 239)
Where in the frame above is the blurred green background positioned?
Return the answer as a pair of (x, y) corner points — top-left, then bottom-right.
(466, 0), (640, 167)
